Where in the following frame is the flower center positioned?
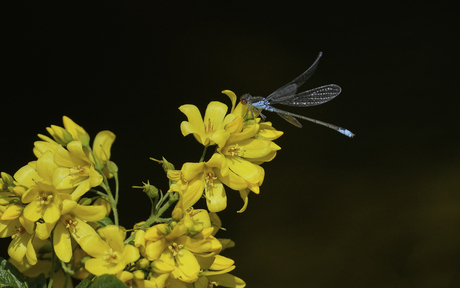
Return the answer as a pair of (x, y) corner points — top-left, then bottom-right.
(11, 226), (26, 239)
(227, 144), (243, 156)
(36, 192), (53, 206)
(205, 171), (216, 190)
(168, 242), (184, 257)
(103, 248), (120, 263)
(69, 166), (88, 177)
(64, 217), (78, 232)
(204, 119), (214, 135)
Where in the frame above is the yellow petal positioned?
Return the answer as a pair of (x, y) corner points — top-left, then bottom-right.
(14, 165), (40, 188)
(63, 116), (89, 143)
(35, 222), (55, 240)
(79, 235), (110, 258)
(179, 105), (204, 136)
(181, 162), (205, 181)
(173, 249), (200, 283)
(207, 273), (246, 287)
(85, 257), (124, 276)
(226, 156), (263, 184)
(209, 255), (234, 270)
(8, 232), (30, 263)
(226, 122), (259, 144)
(72, 204), (107, 222)
(181, 177), (205, 210)
(93, 130), (116, 163)
(145, 238), (168, 261)
(54, 144), (87, 168)
(123, 244), (140, 264)
(203, 101), (228, 131)
(151, 259), (175, 274)
(237, 189), (250, 213)
(53, 221), (72, 262)
(98, 225), (125, 253)
(1, 204), (23, 221)
(221, 90), (237, 113)
(205, 181), (227, 213)
(60, 197), (77, 215)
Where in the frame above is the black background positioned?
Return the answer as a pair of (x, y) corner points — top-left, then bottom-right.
(2, 2), (459, 287)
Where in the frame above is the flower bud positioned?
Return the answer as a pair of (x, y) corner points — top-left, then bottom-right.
(133, 270), (145, 280)
(1, 172), (14, 187)
(12, 186), (27, 197)
(171, 207), (184, 221)
(46, 125), (74, 146)
(106, 160), (118, 175)
(134, 181), (158, 199)
(150, 157), (175, 173)
(136, 258), (150, 269)
(79, 198), (92, 205)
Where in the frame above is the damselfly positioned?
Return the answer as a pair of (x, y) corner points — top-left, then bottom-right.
(240, 52), (354, 138)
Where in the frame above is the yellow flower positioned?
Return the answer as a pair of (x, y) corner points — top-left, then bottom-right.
(34, 117), (116, 198)
(80, 225), (140, 276)
(91, 130), (116, 178)
(144, 210), (221, 283)
(51, 141), (103, 199)
(168, 153), (228, 212)
(15, 152), (66, 233)
(7, 227), (47, 266)
(179, 102), (232, 147)
(53, 202), (107, 262)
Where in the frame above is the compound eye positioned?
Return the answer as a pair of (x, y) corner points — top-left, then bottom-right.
(240, 98), (246, 104)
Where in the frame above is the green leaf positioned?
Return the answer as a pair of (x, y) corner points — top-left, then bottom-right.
(95, 216), (114, 227)
(75, 274), (126, 288)
(0, 256), (28, 288)
(75, 274), (95, 288)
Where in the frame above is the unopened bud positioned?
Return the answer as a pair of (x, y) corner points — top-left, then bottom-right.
(133, 270), (145, 280)
(133, 181), (158, 199)
(79, 198), (92, 205)
(1, 172), (14, 187)
(46, 125), (74, 146)
(137, 258), (150, 269)
(106, 160), (118, 175)
(150, 157), (175, 173)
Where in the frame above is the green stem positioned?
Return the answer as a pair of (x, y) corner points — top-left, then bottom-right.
(199, 145), (209, 162)
(48, 234), (55, 288)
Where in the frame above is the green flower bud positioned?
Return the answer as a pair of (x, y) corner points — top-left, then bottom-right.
(133, 181), (158, 199)
(79, 198), (92, 205)
(1, 172), (14, 187)
(106, 160), (118, 175)
(150, 157), (175, 173)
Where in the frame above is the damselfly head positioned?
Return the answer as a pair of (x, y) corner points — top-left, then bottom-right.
(240, 93), (252, 104)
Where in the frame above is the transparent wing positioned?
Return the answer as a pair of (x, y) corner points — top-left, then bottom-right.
(271, 84), (341, 107)
(266, 52), (323, 102)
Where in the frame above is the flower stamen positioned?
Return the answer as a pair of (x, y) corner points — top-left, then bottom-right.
(36, 192), (53, 206)
(103, 248), (120, 263)
(11, 226), (26, 239)
(168, 243), (184, 257)
(204, 119), (214, 135)
(69, 166), (87, 177)
(228, 144), (244, 156)
(205, 171), (217, 190)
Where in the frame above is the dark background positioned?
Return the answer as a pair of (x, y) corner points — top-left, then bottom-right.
(2, 2), (459, 287)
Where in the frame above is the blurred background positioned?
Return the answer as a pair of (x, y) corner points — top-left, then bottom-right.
(2, 2), (459, 287)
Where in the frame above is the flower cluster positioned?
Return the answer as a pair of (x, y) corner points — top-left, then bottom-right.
(0, 91), (282, 287)
(168, 90), (283, 213)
